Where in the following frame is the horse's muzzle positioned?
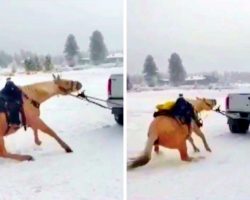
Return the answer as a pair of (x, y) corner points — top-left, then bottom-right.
(76, 81), (82, 90)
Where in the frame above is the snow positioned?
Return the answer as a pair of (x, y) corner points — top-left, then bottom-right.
(127, 88), (250, 200)
(106, 53), (123, 59)
(185, 75), (206, 81)
(0, 66), (123, 200)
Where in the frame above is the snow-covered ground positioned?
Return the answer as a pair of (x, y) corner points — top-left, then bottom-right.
(127, 89), (250, 200)
(0, 67), (123, 200)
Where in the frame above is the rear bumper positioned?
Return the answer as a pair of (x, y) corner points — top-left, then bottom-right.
(226, 111), (250, 120)
(107, 98), (123, 116)
(107, 98), (123, 108)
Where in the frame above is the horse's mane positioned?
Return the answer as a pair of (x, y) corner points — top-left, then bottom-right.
(186, 99), (196, 105)
(21, 81), (55, 89)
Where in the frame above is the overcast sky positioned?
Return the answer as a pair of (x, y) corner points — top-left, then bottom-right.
(128, 0), (250, 74)
(0, 0), (123, 55)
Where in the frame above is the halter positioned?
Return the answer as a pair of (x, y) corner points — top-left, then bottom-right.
(203, 99), (214, 110)
(57, 80), (74, 94)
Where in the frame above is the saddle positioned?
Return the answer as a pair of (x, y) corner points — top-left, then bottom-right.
(0, 80), (26, 131)
(153, 98), (203, 127)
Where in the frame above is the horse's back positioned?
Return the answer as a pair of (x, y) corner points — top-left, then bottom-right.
(149, 116), (189, 149)
(150, 116), (182, 133)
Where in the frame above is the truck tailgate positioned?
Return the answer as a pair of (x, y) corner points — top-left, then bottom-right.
(228, 94), (250, 112)
(110, 74), (123, 98)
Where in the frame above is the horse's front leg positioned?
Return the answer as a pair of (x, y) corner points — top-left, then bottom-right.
(0, 136), (33, 161)
(188, 136), (200, 153)
(30, 117), (73, 153)
(33, 128), (42, 145)
(193, 123), (211, 152)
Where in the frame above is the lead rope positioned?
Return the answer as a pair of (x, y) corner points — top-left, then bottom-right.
(69, 91), (123, 109)
(69, 92), (111, 110)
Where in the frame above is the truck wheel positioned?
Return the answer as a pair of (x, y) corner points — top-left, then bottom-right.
(228, 118), (249, 134)
(239, 120), (249, 133)
(114, 114), (123, 126)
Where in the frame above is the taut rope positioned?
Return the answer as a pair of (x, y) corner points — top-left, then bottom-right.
(69, 91), (123, 110)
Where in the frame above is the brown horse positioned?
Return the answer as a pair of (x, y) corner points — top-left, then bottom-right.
(128, 98), (216, 169)
(0, 74), (82, 161)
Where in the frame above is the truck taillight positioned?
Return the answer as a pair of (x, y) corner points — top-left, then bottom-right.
(225, 96), (229, 110)
(108, 78), (111, 96)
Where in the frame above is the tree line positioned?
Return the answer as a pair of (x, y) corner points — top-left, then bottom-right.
(64, 30), (107, 67)
(0, 30), (108, 72)
(143, 53), (186, 86)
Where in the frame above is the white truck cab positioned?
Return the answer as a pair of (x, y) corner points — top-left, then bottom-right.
(107, 74), (123, 125)
(226, 93), (250, 133)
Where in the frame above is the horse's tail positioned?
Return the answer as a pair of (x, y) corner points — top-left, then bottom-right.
(128, 130), (158, 169)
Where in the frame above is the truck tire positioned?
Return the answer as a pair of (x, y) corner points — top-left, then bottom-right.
(228, 118), (249, 134)
(114, 114), (123, 126)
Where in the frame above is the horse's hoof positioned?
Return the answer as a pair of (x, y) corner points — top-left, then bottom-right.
(65, 147), (73, 153)
(194, 147), (200, 153)
(182, 157), (193, 162)
(25, 155), (34, 161)
(155, 150), (160, 154)
(35, 140), (42, 146)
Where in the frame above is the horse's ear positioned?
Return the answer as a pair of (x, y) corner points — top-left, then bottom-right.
(52, 74), (56, 80)
(196, 97), (201, 100)
(57, 75), (61, 80)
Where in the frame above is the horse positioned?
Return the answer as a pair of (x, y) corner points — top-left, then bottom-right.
(0, 74), (82, 161)
(128, 98), (216, 169)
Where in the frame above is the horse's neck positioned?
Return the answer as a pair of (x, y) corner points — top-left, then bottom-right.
(188, 99), (203, 113)
(193, 103), (203, 113)
(21, 82), (59, 103)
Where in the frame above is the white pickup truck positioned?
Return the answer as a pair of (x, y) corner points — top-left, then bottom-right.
(107, 74), (123, 125)
(226, 93), (250, 133)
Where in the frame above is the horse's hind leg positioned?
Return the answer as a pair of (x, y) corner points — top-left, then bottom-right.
(188, 136), (200, 152)
(154, 145), (160, 153)
(178, 142), (193, 162)
(0, 136), (33, 161)
(31, 117), (72, 153)
(154, 139), (160, 154)
(193, 123), (211, 152)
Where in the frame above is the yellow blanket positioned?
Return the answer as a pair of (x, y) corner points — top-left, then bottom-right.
(156, 101), (175, 111)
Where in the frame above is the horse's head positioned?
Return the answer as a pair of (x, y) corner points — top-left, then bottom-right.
(53, 74), (82, 95)
(195, 97), (217, 111)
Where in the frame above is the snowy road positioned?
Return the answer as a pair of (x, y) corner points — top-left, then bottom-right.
(127, 88), (250, 200)
(0, 67), (123, 200)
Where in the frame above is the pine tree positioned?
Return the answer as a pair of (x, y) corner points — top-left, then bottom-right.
(64, 34), (79, 67)
(143, 55), (157, 76)
(24, 57), (34, 71)
(168, 53), (187, 86)
(44, 55), (53, 71)
(33, 55), (42, 71)
(142, 55), (158, 87)
(0, 51), (12, 68)
(89, 30), (108, 65)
